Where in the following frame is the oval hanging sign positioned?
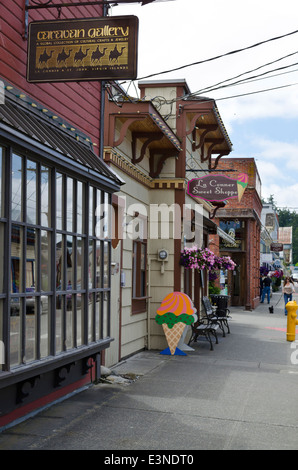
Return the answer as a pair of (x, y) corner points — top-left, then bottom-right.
(187, 173), (248, 202)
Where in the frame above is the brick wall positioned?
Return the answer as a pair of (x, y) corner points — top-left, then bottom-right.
(210, 157), (262, 309)
(212, 157), (263, 217)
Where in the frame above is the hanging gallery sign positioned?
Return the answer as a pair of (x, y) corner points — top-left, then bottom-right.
(187, 173), (248, 202)
(27, 16), (138, 82)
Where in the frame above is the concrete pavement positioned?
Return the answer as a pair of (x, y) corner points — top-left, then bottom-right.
(1, 293), (298, 450)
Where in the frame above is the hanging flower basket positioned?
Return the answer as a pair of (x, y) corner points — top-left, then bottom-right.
(219, 256), (237, 271)
(271, 269), (283, 290)
(271, 270), (283, 279)
(209, 271), (218, 281)
(180, 246), (236, 272)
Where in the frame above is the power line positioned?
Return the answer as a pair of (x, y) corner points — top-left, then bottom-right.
(192, 61), (298, 98)
(223, 66), (298, 89)
(131, 28), (298, 82)
(191, 50), (298, 96)
(215, 81), (298, 102)
(177, 80), (298, 106)
(119, 52), (298, 108)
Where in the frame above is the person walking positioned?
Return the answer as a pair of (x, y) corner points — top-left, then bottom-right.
(260, 275), (264, 298)
(261, 275), (272, 304)
(282, 276), (295, 315)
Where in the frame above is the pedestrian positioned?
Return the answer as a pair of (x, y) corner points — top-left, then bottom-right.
(261, 275), (272, 304)
(282, 276), (295, 315)
(260, 276), (264, 298)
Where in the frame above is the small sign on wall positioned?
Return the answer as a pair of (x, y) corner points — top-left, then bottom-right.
(270, 243), (283, 252)
(27, 16), (138, 82)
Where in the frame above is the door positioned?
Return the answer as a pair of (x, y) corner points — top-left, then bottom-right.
(230, 253), (246, 306)
(104, 241), (122, 367)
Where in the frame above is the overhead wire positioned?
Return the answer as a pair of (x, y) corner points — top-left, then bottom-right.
(121, 27), (298, 84)
(116, 29), (298, 107)
(214, 81), (298, 102)
(190, 50), (298, 96)
(189, 61), (298, 98)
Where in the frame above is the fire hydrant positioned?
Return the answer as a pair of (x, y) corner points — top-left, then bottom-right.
(286, 300), (298, 342)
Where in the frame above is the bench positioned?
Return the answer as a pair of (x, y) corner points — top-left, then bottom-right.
(188, 308), (220, 351)
(202, 296), (231, 336)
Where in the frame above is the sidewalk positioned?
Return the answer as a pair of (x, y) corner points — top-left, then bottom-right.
(1, 294), (298, 450)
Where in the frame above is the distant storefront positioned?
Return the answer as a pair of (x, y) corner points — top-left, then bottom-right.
(218, 219), (247, 304)
(210, 158), (262, 310)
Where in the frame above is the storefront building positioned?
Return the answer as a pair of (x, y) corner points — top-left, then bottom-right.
(0, 1), (123, 429)
(210, 158), (262, 310)
(104, 79), (233, 362)
(260, 203), (280, 271)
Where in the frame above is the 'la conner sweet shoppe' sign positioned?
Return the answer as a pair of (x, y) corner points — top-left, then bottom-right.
(187, 173), (248, 202)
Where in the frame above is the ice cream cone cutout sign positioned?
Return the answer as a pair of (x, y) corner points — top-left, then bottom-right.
(156, 292), (197, 355)
(237, 173), (248, 201)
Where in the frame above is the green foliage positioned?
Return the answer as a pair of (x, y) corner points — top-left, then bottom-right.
(208, 282), (221, 295)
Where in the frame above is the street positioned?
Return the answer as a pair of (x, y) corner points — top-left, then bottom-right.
(1, 294), (298, 451)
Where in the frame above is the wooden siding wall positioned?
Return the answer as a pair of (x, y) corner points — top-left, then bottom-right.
(1, 0), (103, 150)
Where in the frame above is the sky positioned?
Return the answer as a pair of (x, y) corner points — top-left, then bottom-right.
(111, 0), (298, 210)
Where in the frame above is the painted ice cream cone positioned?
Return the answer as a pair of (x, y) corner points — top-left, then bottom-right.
(156, 292), (197, 355)
(237, 173), (248, 201)
(162, 323), (186, 355)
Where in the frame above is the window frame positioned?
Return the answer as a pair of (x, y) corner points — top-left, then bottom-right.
(0, 139), (115, 373)
(132, 239), (147, 314)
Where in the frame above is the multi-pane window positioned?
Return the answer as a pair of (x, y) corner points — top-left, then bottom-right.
(0, 146), (112, 371)
(0, 147), (4, 359)
(132, 239), (147, 314)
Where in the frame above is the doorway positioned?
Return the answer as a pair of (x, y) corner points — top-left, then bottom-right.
(229, 253), (246, 306)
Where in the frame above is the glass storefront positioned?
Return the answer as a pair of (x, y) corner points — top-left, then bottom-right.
(0, 145), (113, 371)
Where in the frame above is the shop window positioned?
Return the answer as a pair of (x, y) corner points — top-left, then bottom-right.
(1, 148), (113, 371)
(0, 223), (4, 294)
(77, 181), (83, 234)
(88, 189), (112, 341)
(0, 147), (3, 217)
(132, 239), (147, 314)
(56, 172), (63, 231)
(0, 300), (3, 370)
(41, 166), (50, 227)
(12, 154), (23, 222)
(219, 220), (244, 250)
(67, 177), (74, 232)
(27, 160), (37, 225)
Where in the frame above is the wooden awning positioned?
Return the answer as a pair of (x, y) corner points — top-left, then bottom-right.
(104, 97), (182, 178)
(180, 96), (232, 169)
